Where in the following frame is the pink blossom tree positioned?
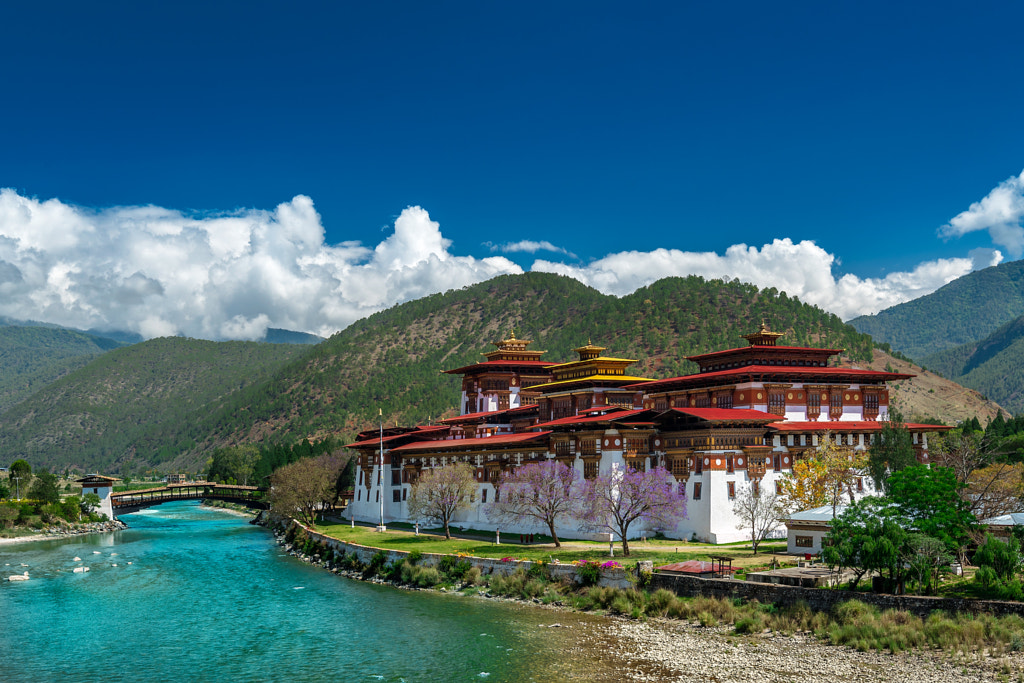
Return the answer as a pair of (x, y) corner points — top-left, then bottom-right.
(407, 462), (476, 539)
(487, 460), (582, 547)
(580, 465), (687, 556)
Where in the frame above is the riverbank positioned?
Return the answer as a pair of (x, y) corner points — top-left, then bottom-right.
(268, 515), (1024, 681)
(0, 519), (127, 546)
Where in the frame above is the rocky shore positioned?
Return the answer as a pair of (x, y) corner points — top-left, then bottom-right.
(0, 519), (127, 545)
(600, 618), (1022, 682)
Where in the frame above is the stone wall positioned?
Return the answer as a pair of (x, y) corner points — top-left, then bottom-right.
(277, 517), (633, 589)
(651, 572), (1024, 618)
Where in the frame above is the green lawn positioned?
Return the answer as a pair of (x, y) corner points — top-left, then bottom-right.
(312, 519), (790, 569)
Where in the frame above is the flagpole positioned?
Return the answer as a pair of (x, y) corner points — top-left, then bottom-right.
(377, 407), (386, 532)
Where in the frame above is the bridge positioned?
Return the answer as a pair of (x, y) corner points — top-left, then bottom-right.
(111, 482), (269, 515)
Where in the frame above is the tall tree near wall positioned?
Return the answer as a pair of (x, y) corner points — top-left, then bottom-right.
(407, 462), (476, 540)
(579, 465), (686, 556)
(487, 460), (581, 547)
(867, 407), (917, 493)
(732, 486), (786, 554)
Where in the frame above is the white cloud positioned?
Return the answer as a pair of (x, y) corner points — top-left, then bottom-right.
(0, 189), (521, 340)
(0, 189), (1001, 340)
(940, 170), (1024, 257)
(489, 239), (576, 258)
(530, 238), (999, 320)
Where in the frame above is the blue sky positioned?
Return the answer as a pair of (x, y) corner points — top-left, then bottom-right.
(2, 2), (1023, 339)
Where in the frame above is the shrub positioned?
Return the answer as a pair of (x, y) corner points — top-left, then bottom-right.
(646, 589), (676, 617)
(407, 550), (423, 565)
(575, 560), (602, 587)
(411, 566), (441, 587)
(734, 614), (767, 634)
(463, 566), (482, 586)
(363, 550), (389, 578)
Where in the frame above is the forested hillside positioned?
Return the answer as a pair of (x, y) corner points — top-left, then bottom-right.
(920, 314), (1024, 414)
(0, 338), (304, 474)
(848, 259), (1024, 360)
(7, 271), (990, 476)
(180, 273), (875, 461)
(0, 326), (125, 413)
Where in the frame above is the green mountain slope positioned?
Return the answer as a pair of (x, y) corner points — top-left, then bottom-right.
(182, 273), (875, 459)
(920, 314), (1024, 414)
(0, 337), (305, 474)
(0, 326), (127, 413)
(848, 259), (1024, 361)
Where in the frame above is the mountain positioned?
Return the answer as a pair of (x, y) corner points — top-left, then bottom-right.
(848, 259), (1024, 361)
(262, 328), (324, 345)
(0, 326), (128, 413)
(0, 337), (305, 474)
(2, 272), (998, 475)
(918, 313), (1024, 414)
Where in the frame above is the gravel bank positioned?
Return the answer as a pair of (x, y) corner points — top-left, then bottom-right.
(604, 618), (1021, 682)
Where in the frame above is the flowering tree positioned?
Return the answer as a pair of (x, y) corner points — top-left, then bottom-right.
(580, 465), (686, 556)
(407, 462), (476, 539)
(778, 457), (829, 513)
(816, 433), (868, 516)
(487, 460), (581, 547)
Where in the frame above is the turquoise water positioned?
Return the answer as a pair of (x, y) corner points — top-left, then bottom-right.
(1, 502), (646, 682)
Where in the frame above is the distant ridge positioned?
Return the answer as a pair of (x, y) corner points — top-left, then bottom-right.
(848, 259), (1024, 361)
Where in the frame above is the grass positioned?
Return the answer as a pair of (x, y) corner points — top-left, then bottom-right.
(312, 518), (790, 569)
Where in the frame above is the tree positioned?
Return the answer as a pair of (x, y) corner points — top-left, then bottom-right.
(887, 465), (976, 558)
(974, 533), (1022, 584)
(9, 459), (31, 499)
(487, 460), (581, 547)
(779, 456), (829, 512)
(407, 462), (476, 539)
(733, 484), (785, 554)
(269, 454), (350, 528)
(904, 533), (953, 596)
(579, 465), (686, 556)
(816, 433), (868, 515)
(822, 497), (910, 592)
(964, 462), (1024, 522)
(930, 428), (990, 483)
(208, 445), (261, 486)
(866, 407), (917, 493)
(29, 470), (60, 505)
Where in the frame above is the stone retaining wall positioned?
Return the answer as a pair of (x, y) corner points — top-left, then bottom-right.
(276, 517), (634, 589)
(651, 571), (1024, 618)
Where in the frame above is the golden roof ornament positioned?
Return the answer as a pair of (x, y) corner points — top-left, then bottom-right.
(742, 321), (785, 347)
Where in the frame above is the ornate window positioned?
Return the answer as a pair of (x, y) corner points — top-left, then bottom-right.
(864, 392), (879, 419)
(829, 390), (843, 419)
(716, 392), (733, 409)
(796, 535), (813, 548)
(807, 391), (821, 419)
(693, 482), (702, 500)
(584, 460), (600, 480)
(727, 481), (735, 498)
(768, 390), (785, 416)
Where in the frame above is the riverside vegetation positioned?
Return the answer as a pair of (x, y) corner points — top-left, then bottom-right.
(275, 520), (1024, 663)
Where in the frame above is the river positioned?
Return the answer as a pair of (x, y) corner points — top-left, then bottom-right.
(1, 501), (662, 682)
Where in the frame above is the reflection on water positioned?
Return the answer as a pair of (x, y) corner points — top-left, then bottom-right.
(1, 501), (658, 682)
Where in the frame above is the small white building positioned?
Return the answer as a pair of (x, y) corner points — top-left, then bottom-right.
(784, 505), (848, 555)
(76, 474), (120, 521)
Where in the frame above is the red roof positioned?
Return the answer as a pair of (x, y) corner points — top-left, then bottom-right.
(665, 407), (780, 422)
(443, 359), (554, 374)
(533, 409), (647, 429)
(687, 345), (842, 362)
(440, 404), (539, 424)
(626, 364), (914, 390)
(389, 431), (553, 453)
(346, 425), (449, 448)
(768, 421), (952, 432)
